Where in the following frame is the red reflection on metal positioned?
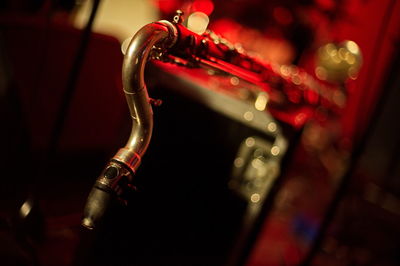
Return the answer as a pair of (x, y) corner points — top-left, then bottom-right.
(192, 0), (214, 15)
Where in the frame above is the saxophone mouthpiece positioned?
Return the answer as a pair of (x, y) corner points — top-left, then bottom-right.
(81, 160), (134, 230)
(81, 185), (113, 230)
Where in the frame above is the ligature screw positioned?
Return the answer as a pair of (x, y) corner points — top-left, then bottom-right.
(173, 10), (184, 24)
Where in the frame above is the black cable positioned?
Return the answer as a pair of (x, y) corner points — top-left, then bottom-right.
(47, 0), (101, 155)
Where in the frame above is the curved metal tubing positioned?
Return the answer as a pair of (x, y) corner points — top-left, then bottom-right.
(81, 21), (177, 230)
(114, 21), (177, 173)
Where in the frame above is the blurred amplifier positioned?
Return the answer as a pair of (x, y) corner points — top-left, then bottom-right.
(89, 61), (297, 266)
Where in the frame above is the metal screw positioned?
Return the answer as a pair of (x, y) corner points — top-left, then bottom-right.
(173, 10), (184, 24)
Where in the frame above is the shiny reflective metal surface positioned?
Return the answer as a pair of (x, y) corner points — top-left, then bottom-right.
(81, 20), (177, 229)
(119, 20), (177, 173)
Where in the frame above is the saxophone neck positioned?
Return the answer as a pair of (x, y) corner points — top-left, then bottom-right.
(118, 20), (178, 173)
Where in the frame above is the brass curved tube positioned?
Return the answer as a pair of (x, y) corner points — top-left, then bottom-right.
(81, 20), (177, 230)
(114, 20), (178, 173)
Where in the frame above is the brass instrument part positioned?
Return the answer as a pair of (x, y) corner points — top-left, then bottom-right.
(82, 10), (346, 233)
(82, 19), (178, 230)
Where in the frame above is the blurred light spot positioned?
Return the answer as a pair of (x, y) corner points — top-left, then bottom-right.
(345, 40), (360, 54)
(325, 43), (336, 54)
(292, 75), (301, 85)
(207, 69), (215, 75)
(230, 76), (239, 86)
(192, 0), (214, 16)
(235, 43), (245, 53)
(331, 51), (341, 64)
(295, 112), (307, 126)
(155, 0), (180, 14)
(267, 122), (277, 132)
(245, 137), (255, 147)
(187, 12), (209, 35)
(346, 53), (356, 64)
(315, 66), (327, 80)
(251, 193), (261, 203)
(234, 157), (244, 167)
(280, 65), (290, 76)
(338, 47), (347, 60)
(328, 48), (337, 57)
(20, 200), (32, 218)
(271, 146), (280, 156)
(244, 111), (254, 121)
(316, 40), (362, 83)
(255, 92), (268, 111)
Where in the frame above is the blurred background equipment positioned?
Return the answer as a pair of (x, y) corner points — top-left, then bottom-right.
(0, 0), (399, 266)
(315, 40), (362, 83)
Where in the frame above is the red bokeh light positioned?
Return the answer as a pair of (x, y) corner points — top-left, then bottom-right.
(192, 0), (214, 16)
(153, 0), (181, 14)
